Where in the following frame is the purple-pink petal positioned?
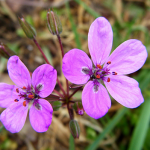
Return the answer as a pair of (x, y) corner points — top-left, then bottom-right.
(105, 75), (144, 108)
(32, 64), (57, 98)
(62, 49), (92, 84)
(0, 101), (28, 133)
(88, 17), (113, 66)
(7, 56), (31, 88)
(82, 81), (111, 119)
(104, 39), (147, 75)
(0, 83), (19, 108)
(29, 99), (53, 132)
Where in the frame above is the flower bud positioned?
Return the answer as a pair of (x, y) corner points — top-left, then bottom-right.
(0, 43), (16, 59)
(47, 10), (62, 35)
(73, 102), (84, 116)
(69, 120), (80, 139)
(18, 17), (36, 39)
(52, 101), (62, 111)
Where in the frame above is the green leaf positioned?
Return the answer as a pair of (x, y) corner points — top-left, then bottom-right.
(128, 99), (150, 150)
(86, 107), (128, 150)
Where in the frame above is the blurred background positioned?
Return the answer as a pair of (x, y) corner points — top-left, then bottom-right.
(0, 0), (150, 150)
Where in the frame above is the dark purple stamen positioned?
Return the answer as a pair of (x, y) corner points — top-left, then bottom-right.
(14, 99), (19, 102)
(112, 72), (117, 75)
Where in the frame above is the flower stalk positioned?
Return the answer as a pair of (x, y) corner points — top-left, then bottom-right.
(33, 38), (50, 64)
(0, 43), (16, 59)
(33, 38), (66, 97)
(47, 9), (69, 96)
(0, 44), (11, 58)
(56, 35), (69, 96)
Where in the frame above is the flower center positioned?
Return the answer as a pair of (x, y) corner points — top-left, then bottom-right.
(14, 86), (39, 107)
(82, 61), (117, 83)
(82, 61), (118, 93)
(91, 64), (111, 81)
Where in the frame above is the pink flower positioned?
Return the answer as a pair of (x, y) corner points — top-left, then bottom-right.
(0, 56), (57, 133)
(62, 17), (147, 119)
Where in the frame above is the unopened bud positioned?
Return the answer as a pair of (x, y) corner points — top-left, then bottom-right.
(52, 101), (62, 111)
(69, 120), (80, 139)
(18, 17), (36, 39)
(0, 43), (16, 59)
(47, 10), (62, 35)
(73, 102), (84, 116)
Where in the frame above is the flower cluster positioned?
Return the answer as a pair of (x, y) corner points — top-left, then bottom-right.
(0, 16), (147, 136)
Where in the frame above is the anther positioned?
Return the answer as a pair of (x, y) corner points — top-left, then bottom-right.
(16, 88), (19, 93)
(23, 86), (26, 89)
(96, 74), (100, 79)
(28, 94), (34, 99)
(112, 72), (117, 75)
(97, 64), (102, 69)
(102, 71), (106, 74)
(23, 101), (27, 107)
(90, 75), (95, 79)
(107, 61), (111, 65)
(107, 77), (110, 82)
(14, 99), (19, 102)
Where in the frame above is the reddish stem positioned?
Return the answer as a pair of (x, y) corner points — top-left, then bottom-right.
(66, 79), (69, 96)
(53, 89), (64, 98)
(57, 78), (66, 96)
(68, 86), (82, 100)
(33, 38), (50, 64)
(33, 38), (66, 96)
(57, 35), (69, 96)
(57, 35), (64, 57)
(67, 103), (74, 120)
